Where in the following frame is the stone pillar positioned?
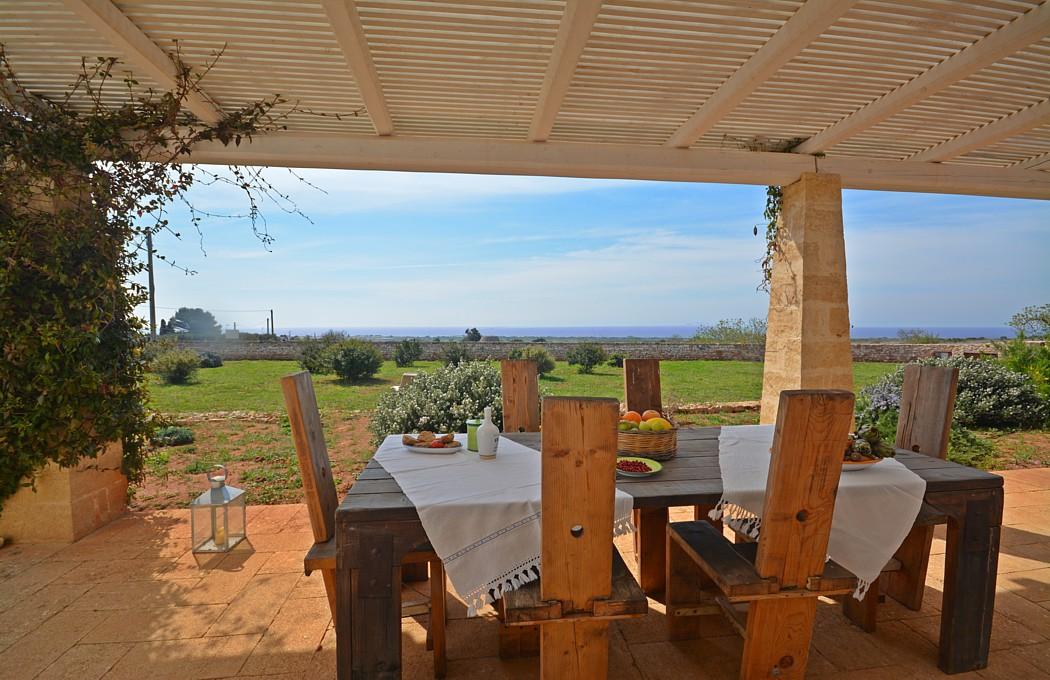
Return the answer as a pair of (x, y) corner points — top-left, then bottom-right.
(760, 173), (853, 424)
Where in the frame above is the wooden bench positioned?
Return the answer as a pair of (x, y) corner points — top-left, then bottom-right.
(282, 371), (449, 677)
(666, 389), (855, 679)
(498, 397), (647, 678)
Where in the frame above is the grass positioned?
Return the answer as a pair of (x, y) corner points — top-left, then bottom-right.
(149, 359), (897, 415)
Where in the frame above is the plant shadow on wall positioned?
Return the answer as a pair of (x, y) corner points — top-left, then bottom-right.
(0, 46), (317, 512)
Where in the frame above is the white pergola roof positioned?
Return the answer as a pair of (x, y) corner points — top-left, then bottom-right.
(2, 0), (1049, 198)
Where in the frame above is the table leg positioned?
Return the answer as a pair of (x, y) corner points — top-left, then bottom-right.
(938, 489), (1002, 674)
(338, 530), (404, 680)
(635, 507), (669, 602)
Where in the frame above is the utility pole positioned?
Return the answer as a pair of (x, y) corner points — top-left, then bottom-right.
(270, 309), (275, 337)
(265, 317), (270, 335)
(146, 230), (157, 339)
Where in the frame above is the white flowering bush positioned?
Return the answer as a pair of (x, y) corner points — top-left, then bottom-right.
(369, 361), (503, 445)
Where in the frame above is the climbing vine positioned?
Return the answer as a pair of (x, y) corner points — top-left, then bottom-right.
(757, 184), (783, 291)
(0, 47), (299, 510)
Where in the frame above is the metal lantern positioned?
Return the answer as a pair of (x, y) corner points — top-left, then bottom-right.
(191, 465), (246, 553)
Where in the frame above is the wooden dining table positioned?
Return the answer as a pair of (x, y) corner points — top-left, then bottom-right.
(334, 427), (1003, 679)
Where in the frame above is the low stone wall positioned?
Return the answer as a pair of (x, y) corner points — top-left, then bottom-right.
(175, 338), (1033, 364)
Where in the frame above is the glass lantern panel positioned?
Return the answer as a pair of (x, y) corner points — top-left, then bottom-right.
(227, 493), (247, 547)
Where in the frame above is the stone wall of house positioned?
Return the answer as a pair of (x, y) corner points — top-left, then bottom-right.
(174, 338), (1032, 363)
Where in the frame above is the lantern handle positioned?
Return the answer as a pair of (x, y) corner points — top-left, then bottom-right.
(207, 464), (227, 488)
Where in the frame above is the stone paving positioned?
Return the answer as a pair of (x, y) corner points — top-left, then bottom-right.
(1, 468), (1049, 679)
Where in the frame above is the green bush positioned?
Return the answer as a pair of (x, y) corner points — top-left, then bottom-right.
(443, 343), (472, 366)
(152, 349), (201, 385)
(999, 336), (1050, 397)
(369, 361), (503, 445)
(566, 343), (607, 374)
(859, 356), (1047, 431)
(299, 331), (347, 374)
(855, 403), (993, 469)
(330, 340), (383, 382)
(508, 345), (556, 375)
(151, 426), (194, 447)
(607, 353), (625, 368)
(897, 328), (942, 344)
(199, 351), (223, 368)
(394, 339), (423, 367)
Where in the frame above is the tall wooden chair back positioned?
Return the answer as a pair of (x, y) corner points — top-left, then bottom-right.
(540, 396), (620, 678)
(755, 390), (855, 588)
(881, 364), (960, 615)
(895, 364), (959, 459)
(501, 359), (540, 432)
(624, 358), (662, 414)
(281, 371), (339, 544)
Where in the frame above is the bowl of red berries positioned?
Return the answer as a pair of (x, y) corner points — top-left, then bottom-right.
(616, 456), (663, 478)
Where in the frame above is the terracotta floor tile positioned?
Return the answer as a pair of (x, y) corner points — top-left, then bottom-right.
(0, 559), (79, 613)
(258, 550), (306, 574)
(0, 609), (109, 680)
(1012, 641), (1050, 671)
(1001, 524), (1050, 548)
(84, 605), (227, 643)
(52, 558), (176, 585)
(36, 642), (133, 680)
(205, 572), (298, 637)
(1004, 490), (1050, 509)
(902, 610), (1046, 652)
(238, 596), (330, 676)
(628, 635), (743, 680)
(997, 568), (1050, 604)
(68, 578), (202, 611)
(288, 572), (327, 600)
(995, 542), (1050, 574)
(976, 648), (1050, 679)
(243, 532), (314, 553)
(0, 583), (93, 652)
(101, 633), (260, 680)
(0, 542), (66, 579)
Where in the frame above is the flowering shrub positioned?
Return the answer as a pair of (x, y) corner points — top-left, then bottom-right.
(508, 346), (556, 375)
(330, 340), (383, 382)
(861, 357), (1046, 430)
(151, 426), (194, 447)
(369, 361), (502, 445)
(442, 343), (471, 366)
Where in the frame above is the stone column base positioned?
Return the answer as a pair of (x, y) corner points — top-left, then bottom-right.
(0, 442), (128, 543)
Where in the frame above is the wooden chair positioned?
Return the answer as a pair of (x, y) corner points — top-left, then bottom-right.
(501, 359), (540, 433)
(844, 365), (959, 631)
(666, 390), (856, 679)
(281, 371), (448, 677)
(498, 397), (647, 678)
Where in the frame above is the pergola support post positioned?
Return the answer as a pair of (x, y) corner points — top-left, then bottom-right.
(760, 172), (853, 423)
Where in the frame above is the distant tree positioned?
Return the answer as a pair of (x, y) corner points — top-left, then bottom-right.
(693, 318), (767, 344)
(158, 318), (171, 335)
(897, 328), (942, 344)
(1009, 304), (1050, 338)
(464, 327), (482, 342)
(166, 307), (222, 337)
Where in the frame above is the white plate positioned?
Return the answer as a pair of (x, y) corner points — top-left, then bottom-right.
(842, 458), (881, 472)
(405, 441), (463, 454)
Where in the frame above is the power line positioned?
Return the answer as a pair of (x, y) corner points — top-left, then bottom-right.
(154, 306), (271, 313)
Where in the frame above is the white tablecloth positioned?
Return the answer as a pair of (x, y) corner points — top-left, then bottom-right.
(712, 425), (927, 599)
(374, 434), (634, 615)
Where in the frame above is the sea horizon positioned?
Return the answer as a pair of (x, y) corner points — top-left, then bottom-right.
(238, 325), (1018, 341)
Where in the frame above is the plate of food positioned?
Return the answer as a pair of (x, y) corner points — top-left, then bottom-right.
(616, 456), (663, 478)
(843, 425), (895, 471)
(402, 431), (462, 454)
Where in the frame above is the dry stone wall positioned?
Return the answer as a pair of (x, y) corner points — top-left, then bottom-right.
(175, 338), (1030, 363)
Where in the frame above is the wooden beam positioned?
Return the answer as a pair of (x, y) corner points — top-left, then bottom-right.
(320, 0), (393, 136)
(666, 0), (857, 149)
(187, 133), (1050, 200)
(61, 0), (221, 123)
(793, 1), (1050, 155)
(909, 99), (1050, 162)
(1016, 150), (1050, 171)
(529, 0), (602, 142)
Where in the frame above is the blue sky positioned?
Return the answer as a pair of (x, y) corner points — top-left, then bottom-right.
(135, 168), (1050, 332)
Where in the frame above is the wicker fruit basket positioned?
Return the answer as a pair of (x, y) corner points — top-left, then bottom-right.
(617, 420), (678, 461)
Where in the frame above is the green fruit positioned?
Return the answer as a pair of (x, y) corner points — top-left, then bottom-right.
(618, 420), (636, 432)
(638, 420), (653, 432)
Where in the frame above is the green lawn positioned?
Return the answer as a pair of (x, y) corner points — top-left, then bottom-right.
(148, 359), (898, 414)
